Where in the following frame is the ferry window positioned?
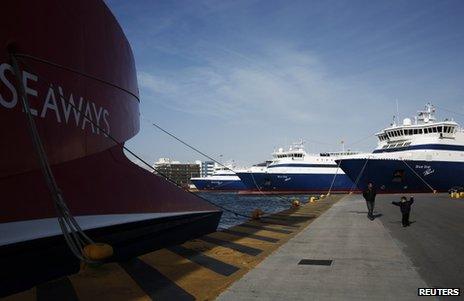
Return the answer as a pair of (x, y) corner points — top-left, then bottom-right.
(413, 129), (418, 134)
(444, 126), (448, 133)
(438, 127), (443, 133)
(432, 127), (437, 133)
(424, 128), (429, 133)
(419, 129), (423, 134)
(409, 129), (413, 135)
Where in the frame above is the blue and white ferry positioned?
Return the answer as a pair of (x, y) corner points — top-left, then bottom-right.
(337, 103), (464, 193)
(236, 141), (357, 193)
(190, 164), (246, 191)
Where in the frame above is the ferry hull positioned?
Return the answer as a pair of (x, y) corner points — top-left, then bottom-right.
(236, 172), (354, 192)
(1, 210), (221, 297)
(0, 144), (222, 297)
(0, 0), (222, 296)
(191, 179), (246, 190)
(337, 158), (464, 193)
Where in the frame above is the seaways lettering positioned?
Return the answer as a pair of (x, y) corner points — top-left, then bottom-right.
(0, 62), (110, 136)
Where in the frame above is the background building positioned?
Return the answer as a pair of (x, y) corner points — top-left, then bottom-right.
(195, 160), (215, 177)
(154, 158), (200, 187)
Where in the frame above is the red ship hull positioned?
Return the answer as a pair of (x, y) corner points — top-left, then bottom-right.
(0, 0), (221, 297)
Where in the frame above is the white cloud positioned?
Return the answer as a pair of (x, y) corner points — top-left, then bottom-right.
(137, 45), (389, 128)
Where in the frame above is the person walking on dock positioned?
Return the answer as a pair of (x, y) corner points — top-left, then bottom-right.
(392, 196), (414, 227)
(363, 182), (377, 220)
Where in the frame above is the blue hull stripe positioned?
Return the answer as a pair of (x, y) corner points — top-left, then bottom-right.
(338, 159), (464, 193)
(236, 172), (353, 191)
(268, 163), (337, 168)
(191, 179), (246, 190)
(373, 144), (464, 153)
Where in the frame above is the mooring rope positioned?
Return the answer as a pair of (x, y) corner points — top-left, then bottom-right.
(326, 158), (343, 195)
(349, 157), (370, 193)
(400, 159), (435, 192)
(13, 53), (257, 223)
(141, 115), (297, 205)
(10, 53), (97, 263)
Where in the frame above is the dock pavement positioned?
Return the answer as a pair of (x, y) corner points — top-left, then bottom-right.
(219, 194), (463, 300)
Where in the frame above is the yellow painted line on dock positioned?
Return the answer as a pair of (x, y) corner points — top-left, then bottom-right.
(2, 195), (343, 301)
(206, 231), (277, 249)
(140, 249), (229, 300)
(70, 263), (150, 301)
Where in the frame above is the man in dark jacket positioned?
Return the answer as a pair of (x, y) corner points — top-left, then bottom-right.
(363, 182), (376, 220)
(392, 196), (414, 227)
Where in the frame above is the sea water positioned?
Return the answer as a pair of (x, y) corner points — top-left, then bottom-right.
(197, 192), (315, 229)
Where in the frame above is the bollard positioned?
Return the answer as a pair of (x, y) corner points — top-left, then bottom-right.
(83, 243), (114, 261)
(292, 199), (301, 208)
(251, 208), (264, 220)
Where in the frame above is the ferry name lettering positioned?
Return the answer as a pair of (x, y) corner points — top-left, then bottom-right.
(423, 168), (435, 176)
(0, 62), (110, 136)
(415, 164), (431, 169)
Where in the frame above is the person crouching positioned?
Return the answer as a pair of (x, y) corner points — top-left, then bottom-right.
(392, 196), (414, 227)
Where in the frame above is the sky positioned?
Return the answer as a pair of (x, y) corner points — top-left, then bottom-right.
(105, 0), (464, 167)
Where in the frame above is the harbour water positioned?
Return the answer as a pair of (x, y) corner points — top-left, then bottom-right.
(197, 192), (317, 228)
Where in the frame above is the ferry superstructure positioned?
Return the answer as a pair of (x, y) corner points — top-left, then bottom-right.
(337, 103), (464, 193)
(191, 164), (246, 191)
(236, 141), (357, 193)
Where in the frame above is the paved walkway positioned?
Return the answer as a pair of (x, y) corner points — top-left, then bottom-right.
(218, 195), (433, 301)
